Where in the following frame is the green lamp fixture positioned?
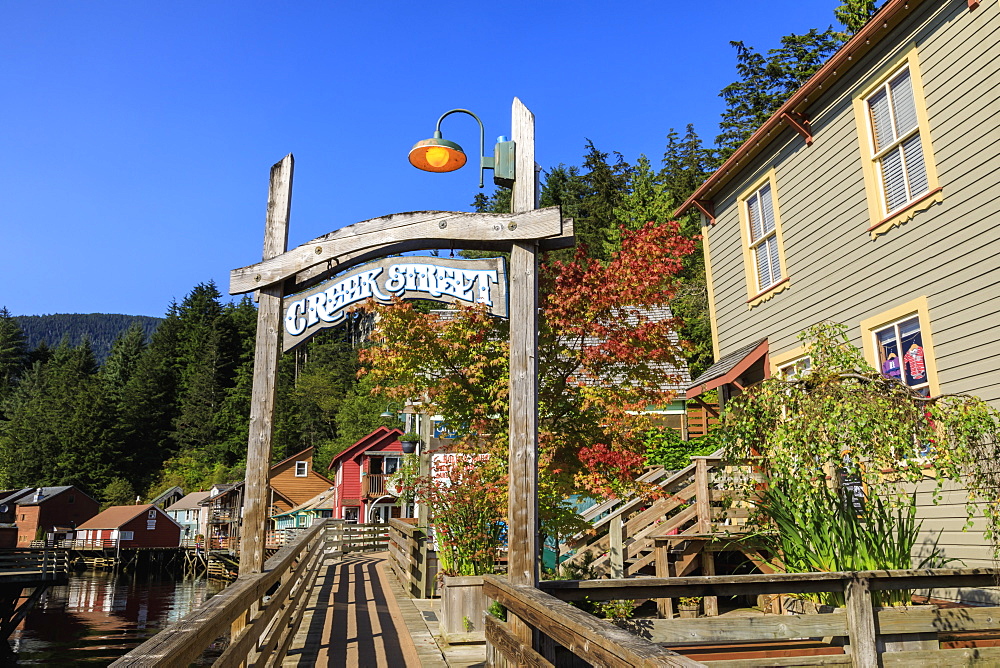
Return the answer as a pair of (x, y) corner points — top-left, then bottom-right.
(408, 108), (515, 188)
(379, 402), (404, 420)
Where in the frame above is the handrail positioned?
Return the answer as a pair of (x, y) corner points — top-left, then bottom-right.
(110, 519), (335, 667)
(527, 568), (1000, 667)
(484, 575), (704, 667)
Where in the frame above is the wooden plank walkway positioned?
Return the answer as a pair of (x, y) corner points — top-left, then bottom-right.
(283, 551), (454, 667)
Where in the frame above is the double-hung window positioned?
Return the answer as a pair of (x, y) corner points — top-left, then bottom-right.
(739, 169), (788, 306)
(854, 48), (941, 237)
(861, 297), (939, 398)
(866, 66), (928, 214)
(747, 183), (781, 292)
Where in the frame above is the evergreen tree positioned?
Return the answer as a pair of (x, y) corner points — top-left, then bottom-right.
(117, 302), (182, 490)
(716, 29), (844, 159)
(100, 322), (147, 409)
(577, 140), (631, 259)
(835, 0), (876, 35)
(172, 282), (228, 460)
(0, 307), (27, 405)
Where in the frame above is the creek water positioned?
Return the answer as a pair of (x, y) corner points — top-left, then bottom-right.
(8, 569), (228, 666)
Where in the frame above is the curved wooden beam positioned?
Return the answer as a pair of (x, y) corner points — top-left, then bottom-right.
(229, 207), (565, 295)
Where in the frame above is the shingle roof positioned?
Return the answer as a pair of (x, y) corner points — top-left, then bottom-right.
(11, 486), (76, 506)
(165, 491), (211, 512)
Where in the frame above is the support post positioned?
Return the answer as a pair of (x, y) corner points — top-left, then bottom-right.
(695, 457), (711, 533)
(845, 575), (878, 667)
(609, 514), (624, 579)
(239, 154), (293, 576)
(507, 97), (538, 646)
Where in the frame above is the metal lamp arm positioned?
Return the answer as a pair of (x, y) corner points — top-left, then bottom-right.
(434, 108), (488, 188)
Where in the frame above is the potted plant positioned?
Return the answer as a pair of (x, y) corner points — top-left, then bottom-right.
(677, 597), (701, 618)
(399, 431), (421, 454)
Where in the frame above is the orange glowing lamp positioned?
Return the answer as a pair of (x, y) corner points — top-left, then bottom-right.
(408, 108), (515, 189)
(408, 134), (467, 173)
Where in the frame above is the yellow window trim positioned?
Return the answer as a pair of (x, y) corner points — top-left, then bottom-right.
(860, 296), (940, 396)
(737, 168), (790, 309)
(852, 44), (942, 239)
(770, 346), (809, 377)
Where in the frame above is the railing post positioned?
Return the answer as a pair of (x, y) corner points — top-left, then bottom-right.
(653, 537), (674, 619)
(608, 513), (625, 579)
(694, 457), (711, 533)
(845, 575), (878, 667)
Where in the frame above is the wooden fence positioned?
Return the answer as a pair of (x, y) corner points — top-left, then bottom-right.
(387, 518), (437, 598)
(330, 521), (389, 554)
(0, 548), (69, 583)
(110, 519), (336, 667)
(498, 567), (1000, 667)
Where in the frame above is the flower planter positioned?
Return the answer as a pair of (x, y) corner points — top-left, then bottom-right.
(678, 604), (699, 619)
(400, 440), (417, 454)
(439, 575), (486, 644)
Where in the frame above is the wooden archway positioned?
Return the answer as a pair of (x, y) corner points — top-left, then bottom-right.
(230, 99), (572, 595)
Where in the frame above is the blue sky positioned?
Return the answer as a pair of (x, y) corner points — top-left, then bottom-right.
(2, 1), (844, 317)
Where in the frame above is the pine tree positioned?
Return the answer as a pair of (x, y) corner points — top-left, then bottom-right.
(578, 141), (632, 260)
(100, 322), (147, 409)
(716, 30), (844, 159)
(835, 0), (876, 35)
(0, 307), (27, 405)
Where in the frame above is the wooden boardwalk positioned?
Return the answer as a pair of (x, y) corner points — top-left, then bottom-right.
(283, 551), (476, 667)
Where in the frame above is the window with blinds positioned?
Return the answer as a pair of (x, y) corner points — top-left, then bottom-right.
(746, 183), (782, 293)
(866, 66), (929, 214)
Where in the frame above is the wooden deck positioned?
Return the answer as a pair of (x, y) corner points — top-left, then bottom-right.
(284, 551), (478, 667)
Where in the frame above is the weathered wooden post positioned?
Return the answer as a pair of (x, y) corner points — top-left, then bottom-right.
(506, 99), (540, 651)
(239, 155), (292, 575)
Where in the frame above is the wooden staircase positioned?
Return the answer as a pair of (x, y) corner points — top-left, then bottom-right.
(564, 454), (756, 581)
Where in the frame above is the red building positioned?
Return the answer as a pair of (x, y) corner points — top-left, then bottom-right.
(0, 486), (100, 547)
(327, 427), (405, 523)
(76, 504), (182, 548)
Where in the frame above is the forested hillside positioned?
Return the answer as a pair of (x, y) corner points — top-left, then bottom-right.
(0, 0), (875, 508)
(15, 314), (162, 364)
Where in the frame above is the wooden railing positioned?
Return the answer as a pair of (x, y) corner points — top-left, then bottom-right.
(387, 518), (437, 598)
(528, 568), (1000, 667)
(0, 549), (69, 582)
(564, 455), (732, 579)
(364, 473), (390, 498)
(110, 519), (336, 667)
(330, 522), (388, 554)
(484, 575), (703, 667)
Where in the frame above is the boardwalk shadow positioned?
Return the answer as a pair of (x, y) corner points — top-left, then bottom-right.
(289, 552), (412, 667)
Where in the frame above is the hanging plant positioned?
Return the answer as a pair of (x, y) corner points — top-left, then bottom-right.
(721, 322), (1000, 562)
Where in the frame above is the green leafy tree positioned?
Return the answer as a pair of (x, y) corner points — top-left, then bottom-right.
(102, 477), (137, 509)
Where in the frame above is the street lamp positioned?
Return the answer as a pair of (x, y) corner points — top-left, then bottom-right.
(379, 402), (404, 420)
(408, 109), (516, 188)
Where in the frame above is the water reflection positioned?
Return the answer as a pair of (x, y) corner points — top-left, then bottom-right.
(9, 570), (227, 665)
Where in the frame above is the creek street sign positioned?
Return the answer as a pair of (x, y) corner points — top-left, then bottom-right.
(281, 256), (507, 351)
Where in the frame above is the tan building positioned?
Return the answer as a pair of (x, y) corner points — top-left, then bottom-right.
(678, 0), (999, 601)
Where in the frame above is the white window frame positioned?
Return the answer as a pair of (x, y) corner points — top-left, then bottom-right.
(746, 183), (781, 293)
(295, 461), (308, 477)
(871, 315), (930, 394)
(864, 65), (928, 216)
(120, 531), (134, 541)
(777, 356), (812, 380)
